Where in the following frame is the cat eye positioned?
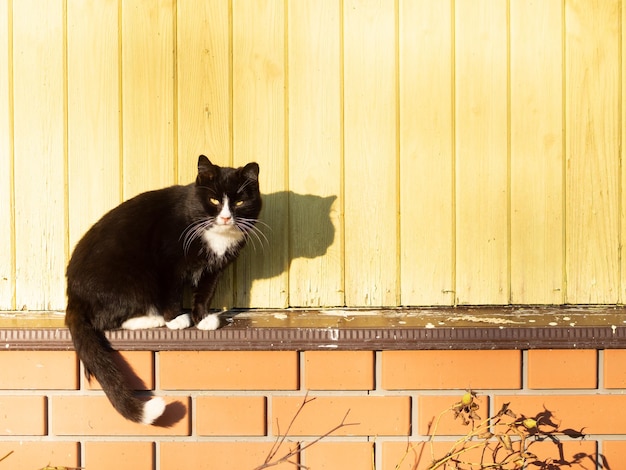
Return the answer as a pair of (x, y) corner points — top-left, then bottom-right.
(209, 198), (220, 206)
(234, 200), (244, 207)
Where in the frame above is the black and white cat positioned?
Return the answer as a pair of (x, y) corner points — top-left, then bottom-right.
(65, 155), (262, 424)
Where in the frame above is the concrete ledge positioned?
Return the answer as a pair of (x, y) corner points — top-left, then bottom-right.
(1, 306), (626, 350)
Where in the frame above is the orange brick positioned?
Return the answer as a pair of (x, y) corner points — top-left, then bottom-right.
(603, 350), (626, 388)
(160, 442), (297, 469)
(382, 439), (596, 470)
(272, 395), (410, 436)
(382, 350), (521, 390)
(304, 351), (374, 390)
(602, 441), (626, 468)
(495, 395), (626, 435)
(51, 395), (190, 436)
(0, 350), (78, 389)
(86, 351), (154, 391)
(528, 349), (597, 389)
(0, 396), (46, 435)
(0, 442), (78, 470)
(382, 441), (431, 470)
(159, 351), (298, 390)
(417, 394), (489, 436)
(304, 442), (373, 470)
(85, 442), (154, 470)
(197, 395), (266, 436)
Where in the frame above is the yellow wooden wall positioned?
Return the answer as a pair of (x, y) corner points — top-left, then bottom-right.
(0, 0), (624, 310)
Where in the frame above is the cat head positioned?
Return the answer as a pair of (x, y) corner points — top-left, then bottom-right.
(183, 155), (262, 255)
(195, 154), (261, 217)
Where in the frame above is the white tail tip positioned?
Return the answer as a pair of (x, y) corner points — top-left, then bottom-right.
(141, 397), (166, 425)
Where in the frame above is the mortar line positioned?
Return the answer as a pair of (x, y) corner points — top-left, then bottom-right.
(374, 350), (383, 393)
(597, 349), (605, 392)
(521, 349), (529, 390)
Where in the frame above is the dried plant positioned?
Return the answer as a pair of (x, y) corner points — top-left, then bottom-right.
(396, 391), (610, 470)
(39, 467), (82, 470)
(253, 393), (359, 470)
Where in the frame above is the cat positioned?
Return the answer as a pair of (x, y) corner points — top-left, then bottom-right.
(65, 155), (262, 424)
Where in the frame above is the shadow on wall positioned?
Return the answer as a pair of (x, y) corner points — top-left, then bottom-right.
(187, 191), (338, 310)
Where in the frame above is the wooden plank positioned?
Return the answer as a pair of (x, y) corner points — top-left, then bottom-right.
(121, 0), (175, 199)
(454, 0), (508, 305)
(232, 0), (287, 308)
(0, 0), (13, 309)
(565, 0), (620, 303)
(343, 0), (398, 306)
(509, 0), (564, 303)
(399, 0), (453, 306)
(176, 0), (231, 182)
(177, 0), (233, 309)
(622, 0), (626, 304)
(287, 0), (343, 307)
(67, 0), (121, 250)
(12, 0), (66, 310)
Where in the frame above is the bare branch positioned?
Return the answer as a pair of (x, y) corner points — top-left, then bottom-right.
(253, 397), (358, 470)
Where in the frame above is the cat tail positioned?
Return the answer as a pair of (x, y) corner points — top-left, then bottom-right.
(65, 303), (166, 424)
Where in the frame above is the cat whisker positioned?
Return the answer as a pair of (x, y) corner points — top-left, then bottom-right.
(244, 218), (272, 232)
(235, 219), (268, 250)
(180, 218), (214, 255)
(236, 179), (254, 194)
(235, 224), (263, 251)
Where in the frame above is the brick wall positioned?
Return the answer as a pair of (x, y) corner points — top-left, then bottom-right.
(1, 349), (625, 469)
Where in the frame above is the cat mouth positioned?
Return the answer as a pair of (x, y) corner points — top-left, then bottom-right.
(210, 223), (238, 234)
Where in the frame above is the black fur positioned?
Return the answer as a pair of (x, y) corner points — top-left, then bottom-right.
(65, 155), (261, 423)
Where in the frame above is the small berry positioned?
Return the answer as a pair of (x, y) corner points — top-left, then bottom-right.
(461, 392), (473, 406)
(522, 418), (537, 429)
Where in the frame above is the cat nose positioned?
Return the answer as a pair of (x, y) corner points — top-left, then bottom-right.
(220, 216), (231, 223)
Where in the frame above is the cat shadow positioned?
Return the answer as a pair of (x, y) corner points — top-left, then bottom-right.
(209, 190), (338, 313)
(153, 401), (187, 428)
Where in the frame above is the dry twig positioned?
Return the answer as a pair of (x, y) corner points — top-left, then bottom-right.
(253, 393), (359, 470)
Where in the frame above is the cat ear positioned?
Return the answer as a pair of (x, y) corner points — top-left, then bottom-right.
(240, 162), (260, 181)
(197, 155), (218, 184)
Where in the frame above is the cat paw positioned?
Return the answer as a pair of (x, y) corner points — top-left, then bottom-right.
(121, 311), (166, 330)
(165, 313), (193, 330)
(196, 313), (221, 331)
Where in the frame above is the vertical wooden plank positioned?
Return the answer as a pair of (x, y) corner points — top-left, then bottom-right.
(177, 0), (231, 182)
(623, 0), (626, 304)
(67, 0), (121, 250)
(177, 0), (233, 309)
(344, 0), (398, 307)
(232, 0), (287, 308)
(565, 0), (620, 303)
(454, 0), (508, 305)
(288, 0), (343, 307)
(122, 0), (175, 199)
(509, 0), (564, 304)
(0, 0), (13, 309)
(12, 0), (66, 310)
(399, 0), (453, 306)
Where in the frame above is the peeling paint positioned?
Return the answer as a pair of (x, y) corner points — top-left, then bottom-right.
(320, 310), (379, 317)
(447, 314), (523, 325)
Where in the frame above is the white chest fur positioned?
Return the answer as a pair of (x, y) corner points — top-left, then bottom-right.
(202, 226), (245, 257)
(201, 196), (245, 257)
